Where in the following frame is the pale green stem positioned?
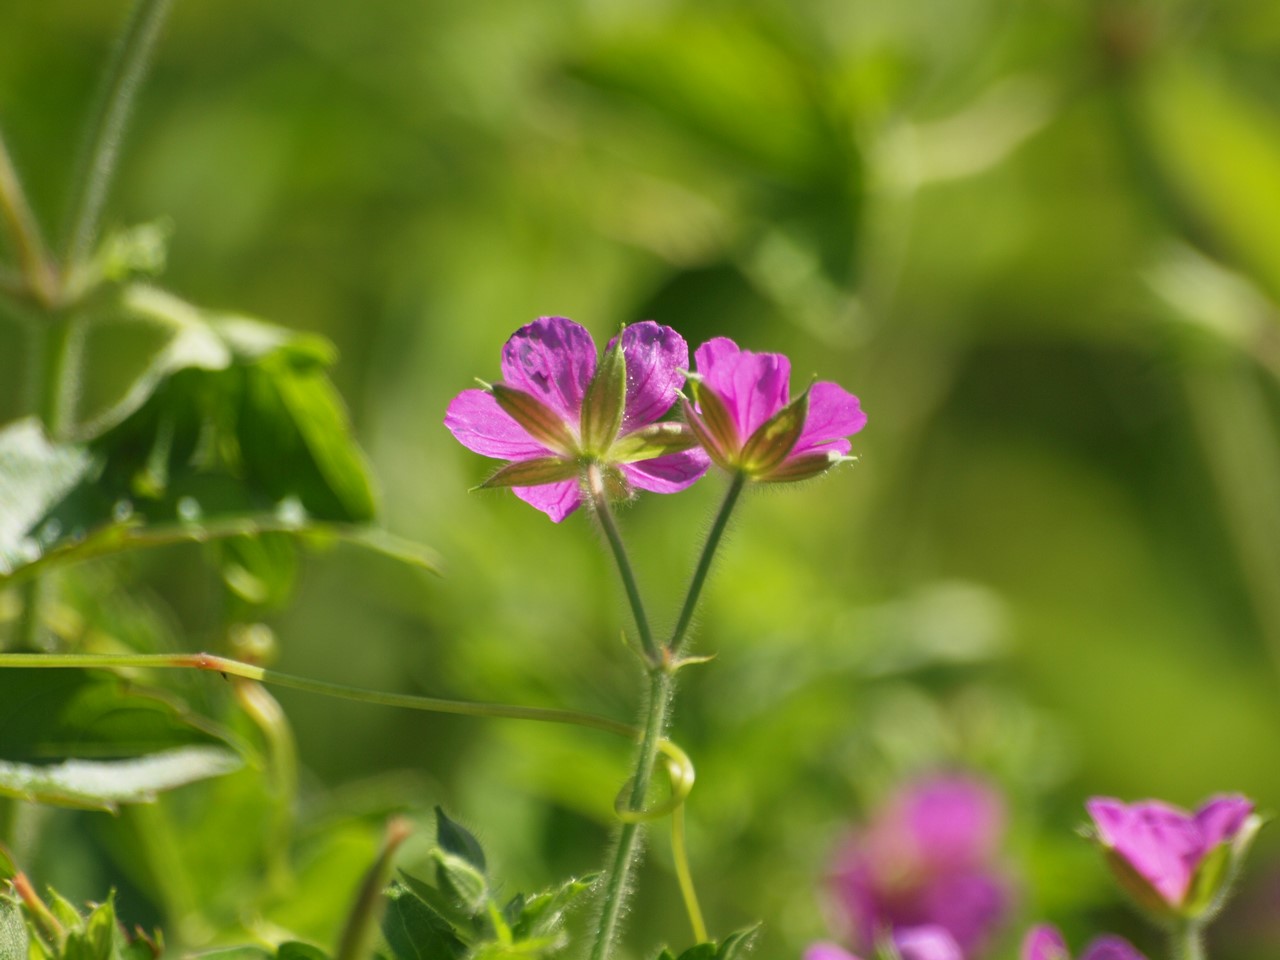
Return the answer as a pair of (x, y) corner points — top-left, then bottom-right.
(670, 799), (707, 943)
(232, 679), (297, 891)
(62, 0), (173, 267)
(585, 463), (658, 665)
(1170, 920), (1206, 960)
(0, 652), (636, 739)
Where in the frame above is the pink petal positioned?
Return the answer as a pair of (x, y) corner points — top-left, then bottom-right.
(1088, 798), (1201, 905)
(1194, 794), (1253, 849)
(445, 389), (552, 460)
(1079, 936), (1147, 960)
(897, 776), (1004, 869)
(613, 321), (689, 431)
(793, 381), (867, 458)
(500, 317), (596, 426)
(893, 926), (964, 960)
(693, 337), (791, 441)
(512, 479), (582, 522)
(619, 448), (710, 494)
(804, 943), (862, 960)
(1021, 926), (1070, 960)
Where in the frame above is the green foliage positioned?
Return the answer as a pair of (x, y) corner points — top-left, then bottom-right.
(3, 889), (157, 960)
(0, 668), (242, 810)
(380, 812), (594, 960)
(653, 926), (759, 960)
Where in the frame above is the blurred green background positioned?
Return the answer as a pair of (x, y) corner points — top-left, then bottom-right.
(2, 0), (1280, 957)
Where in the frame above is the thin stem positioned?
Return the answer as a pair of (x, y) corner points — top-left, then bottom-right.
(670, 800), (707, 943)
(1171, 920), (1206, 960)
(0, 130), (56, 307)
(590, 669), (673, 960)
(585, 463), (658, 665)
(667, 470), (746, 655)
(0, 652), (637, 739)
(62, 0), (173, 267)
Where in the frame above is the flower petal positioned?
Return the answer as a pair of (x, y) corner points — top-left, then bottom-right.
(804, 943), (862, 960)
(512, 479), (582, 523)
(893, 926), (964, 960)
(793, 381), (867, 457)
(444, 389), (552, 460)
(500, 317), (597, 425)
(1088, 798), (1201, 905)
(1079, 936), (1147, 960)
(619, 448), (710, 494)
(1194, 794), (1253, 849)
(1021, 926), (1070, 960)
(614, 321), (689, 431)
(693, 337), (790, 441)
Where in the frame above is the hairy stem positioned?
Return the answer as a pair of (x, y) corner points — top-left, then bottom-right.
(62, 0), (173, 266)
(585, 463), (658, 665)
(667, 470), (745, 656)
(1171, 920), (1206, 960)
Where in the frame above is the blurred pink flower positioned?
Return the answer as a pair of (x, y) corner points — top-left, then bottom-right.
(805, 926), (962, 960)
(1021, 925), (1146, 960)
(1086, 794), (1253, 911)
(829, 775), (1012, 958)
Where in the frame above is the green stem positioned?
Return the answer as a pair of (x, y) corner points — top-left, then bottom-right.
(62, 0), (173, 267)
(0, 130), (56, 308)
(1170, 920), (1206, 960)
(0, 652), (636, 739)
(667, 470), (745, 655)
(585, 463), (658, 665)
(590, 668), (673, 960)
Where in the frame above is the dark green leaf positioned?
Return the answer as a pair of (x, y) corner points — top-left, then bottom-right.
(276, 942), (331, 960)
(398, 871), (481, 936)
(381, 883), (466, 960)
(434, 808), (486, 872)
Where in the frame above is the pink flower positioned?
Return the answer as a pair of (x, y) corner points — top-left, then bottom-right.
(829, 775), (1011, 959)
(445, 317), (709, 521)
(683, 337), (866, 482)
(1086, 794), (1254, 913)
(1021, 925), (1147, 960)
(805, 926), (962, 960)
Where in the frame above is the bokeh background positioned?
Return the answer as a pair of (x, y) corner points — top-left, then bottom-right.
(2, 0), (1280, 957)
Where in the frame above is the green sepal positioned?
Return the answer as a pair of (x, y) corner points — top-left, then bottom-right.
(757, 450), (840, 484)
(505, 875), (596, 941)
(1101, 846), (1177, 921)
(740, 386), (808, 477)
(580, 332), (627, 455)
(686, 380), (740, 468)
(489, 385), (577, 455)
(431, 850), (489, 914)
(477, 457), (580, 489)
(435, 807), (487, 871)
(609, 423), (700, 463)
(1185, 812), (1265, 920)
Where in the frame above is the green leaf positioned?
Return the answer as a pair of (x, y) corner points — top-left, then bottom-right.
(507, 876), (595, 940)
(0, 898), (28, 960)
(276, 942), (330, 960)
(0, 669), (243, 811)
(430, 851), (488, 915)
(434, 808), (486, 872)
(397, 871), (480, 937)
(674, 945), (716, 960)
(381, 883), (466, 960)
(714, 925), (759, 960)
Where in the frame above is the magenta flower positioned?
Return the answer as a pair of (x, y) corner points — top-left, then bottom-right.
(683, 337), (866, 482)
(1021, 925), (1147, 960)
(445, 317), (708, 521)
(829, 775), (1011, 959)
(805, 926), (962, 960)
(1086, 794), (1255, 916)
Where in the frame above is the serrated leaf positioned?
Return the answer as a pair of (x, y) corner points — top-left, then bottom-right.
(381, 883), (466, 960)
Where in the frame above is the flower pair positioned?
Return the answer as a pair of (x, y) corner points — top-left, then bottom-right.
(444, 317), (867, 521)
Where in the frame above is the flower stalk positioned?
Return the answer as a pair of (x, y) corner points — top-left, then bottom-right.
(1170, 921), (1205, 960)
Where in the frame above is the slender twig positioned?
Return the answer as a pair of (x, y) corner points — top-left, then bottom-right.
(0, 130), (56, 307)
(585, 463), (658, 665)
(0, 652), (637, 739)
(62, 0), (173, 267)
